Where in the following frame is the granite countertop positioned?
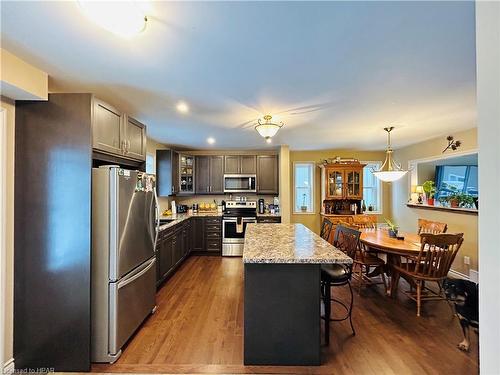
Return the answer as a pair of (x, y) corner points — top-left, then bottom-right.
(257, 213), (281, 217)
(158, 212), (222, 230)
(243, 223), (352, 264)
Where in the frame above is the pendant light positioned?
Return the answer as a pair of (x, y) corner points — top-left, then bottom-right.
(372, 127), (408, 182)
(255, 115), (283, 141)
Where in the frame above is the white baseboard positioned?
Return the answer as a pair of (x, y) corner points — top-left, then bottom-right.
(448, 269), (479, 284)
(3, 358), (14, 374)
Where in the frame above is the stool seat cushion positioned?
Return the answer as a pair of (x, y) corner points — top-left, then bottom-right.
(321, 264), (350, 282)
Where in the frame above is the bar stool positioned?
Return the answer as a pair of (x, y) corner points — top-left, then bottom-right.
(320, 225), (361, 345)
(320, 218), (334, 242)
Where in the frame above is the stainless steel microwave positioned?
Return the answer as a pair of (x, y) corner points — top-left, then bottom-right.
(223, 174), (257, 193)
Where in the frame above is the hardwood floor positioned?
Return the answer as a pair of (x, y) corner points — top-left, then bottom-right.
(92, 256), (478, 374)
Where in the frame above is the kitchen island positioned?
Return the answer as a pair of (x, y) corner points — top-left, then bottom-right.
(243, 223), (352, 366)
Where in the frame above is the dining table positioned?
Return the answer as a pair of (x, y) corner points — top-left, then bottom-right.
(359, 228), (423, 296)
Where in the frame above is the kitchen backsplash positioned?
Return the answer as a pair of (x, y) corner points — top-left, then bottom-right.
(158, 195), (278, 213)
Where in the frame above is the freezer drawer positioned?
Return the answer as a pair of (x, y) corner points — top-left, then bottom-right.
(109, 257), (156, 355)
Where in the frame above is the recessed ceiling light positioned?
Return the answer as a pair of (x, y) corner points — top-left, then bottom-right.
(176, 101), (189, 114)
(78, 1), (148, 38)
(207, 137), (215, 145)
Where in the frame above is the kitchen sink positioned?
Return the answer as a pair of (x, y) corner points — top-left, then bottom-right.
(159, 219), (175, 225)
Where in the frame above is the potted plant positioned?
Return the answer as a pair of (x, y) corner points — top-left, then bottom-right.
(439, 184), (476, 208)
(422, 180), (436, 206)
(300, 193), (308, 212)
(385, 218), (399, 238)
(457, 193), (475, 208)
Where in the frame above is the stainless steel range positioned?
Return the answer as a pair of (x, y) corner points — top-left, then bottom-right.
(222, 200), (257, 256)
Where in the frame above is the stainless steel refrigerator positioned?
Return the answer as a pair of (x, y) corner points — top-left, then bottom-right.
(91, 166), (158, 363)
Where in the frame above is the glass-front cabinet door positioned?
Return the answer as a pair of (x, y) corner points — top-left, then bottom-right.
(327, 169), (344, 199)
(345, 169), (361, 199)
(179, 154), (194, 194)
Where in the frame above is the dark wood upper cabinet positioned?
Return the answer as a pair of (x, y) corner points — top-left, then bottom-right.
(224, 155), (240, 174)
(210, 156), (224, 193)
(156, 149), (180, 196)
(92, 97), (147, 161)
(257, 155), (279, 194)
(195, 155), (223, 194)
(123, 115), (146, 161)
(241, 155), (257, 174)
(92, 98), (123, 156)
(195, 156), (211, 194)
(224, 155), (256, 174)
(178, 154), (195, 195)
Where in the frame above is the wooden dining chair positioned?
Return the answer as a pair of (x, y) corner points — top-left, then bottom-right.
(392, 233), (464, 316)
(417, 218), (448, 234)
(320, 218), (334, 242)
(353, 241), (387, 294)
(352, 214), (377, 229)
(338, 220), (359, 230)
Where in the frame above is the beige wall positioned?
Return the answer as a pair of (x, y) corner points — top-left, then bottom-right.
(0, 49), (48, 100)
(289, 149), (389, 234)
(390, 127), (478, 274)
(1, 97), (15, 364)
(279, 146), (291, 223)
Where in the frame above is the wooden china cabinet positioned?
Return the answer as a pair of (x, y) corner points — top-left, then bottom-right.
(320, 160), (369, 237)
(324, 164), (364, 200)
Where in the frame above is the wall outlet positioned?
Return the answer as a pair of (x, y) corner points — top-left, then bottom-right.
(464, 256), (471, 265)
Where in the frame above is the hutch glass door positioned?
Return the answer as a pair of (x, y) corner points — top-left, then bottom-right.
(327, 169), (344, 199)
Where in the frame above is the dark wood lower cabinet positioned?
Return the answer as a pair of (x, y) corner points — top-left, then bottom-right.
(192, 217), (205, 252)
(156, 216), (221, 287)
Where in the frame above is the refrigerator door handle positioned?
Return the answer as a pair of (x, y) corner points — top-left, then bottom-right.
(153, 187), (159, 250)
(117, 258), (156, 289)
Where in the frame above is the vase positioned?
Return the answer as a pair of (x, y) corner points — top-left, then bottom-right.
(427, 198), (434, 206)
(388, 229), (398, 238)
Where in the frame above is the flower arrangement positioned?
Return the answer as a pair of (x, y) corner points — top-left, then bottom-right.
(385, 218), (399, 238)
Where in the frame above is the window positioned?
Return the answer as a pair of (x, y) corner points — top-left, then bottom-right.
(146, 153), (155, 175)
(362, 162), (382, 213)
(294, 162), (314, 213)
(435, 165), (478, 199)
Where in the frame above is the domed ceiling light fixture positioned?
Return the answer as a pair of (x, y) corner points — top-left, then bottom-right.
(255, 115), (283, 141)
(372, 127), (409, 182)
(78, 0), (148, 37)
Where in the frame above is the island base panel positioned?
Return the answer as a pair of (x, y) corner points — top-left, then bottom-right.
(244, 263), (321, 365)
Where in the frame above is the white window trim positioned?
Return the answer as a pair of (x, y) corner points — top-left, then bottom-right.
(293, 161), (316, 215)
(0, 109), (6, 364)
(362, 160), (383, 215)
(146, 152), (156, 175)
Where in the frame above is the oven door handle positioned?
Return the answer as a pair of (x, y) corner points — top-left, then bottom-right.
(223, 218), (238, 223)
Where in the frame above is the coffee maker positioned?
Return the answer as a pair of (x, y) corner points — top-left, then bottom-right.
(258, 198), (265, 214)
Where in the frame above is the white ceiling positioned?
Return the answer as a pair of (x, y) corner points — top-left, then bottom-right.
(1, 1), (476, 150)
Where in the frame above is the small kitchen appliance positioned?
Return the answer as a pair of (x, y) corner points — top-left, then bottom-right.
(177, 204), (189, 213)
(258, 198), (265, 214)
(223, 174), (257, 193)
